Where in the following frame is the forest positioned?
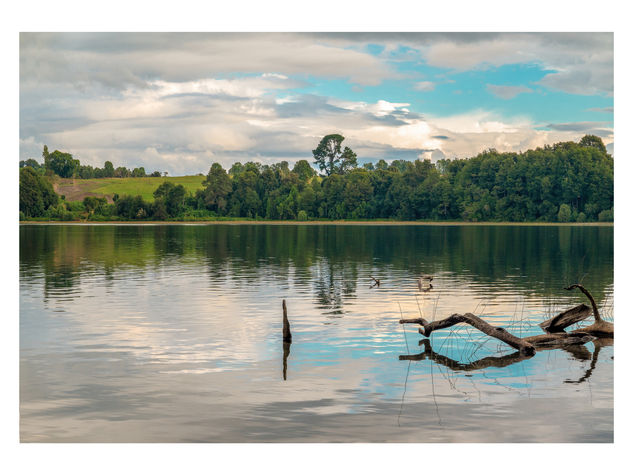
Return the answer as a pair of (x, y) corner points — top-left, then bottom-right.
(19, 134), (614, 222)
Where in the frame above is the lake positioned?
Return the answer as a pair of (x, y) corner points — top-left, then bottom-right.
(19, 223), (614, 442)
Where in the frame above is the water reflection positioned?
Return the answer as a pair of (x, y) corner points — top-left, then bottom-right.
(282, 341), (291, 381)
(400, 339), (533, 369)
(20, 224), (614, 306)
(399, 337), (613, 387)
(565, 338), (613, 384)
(20, 224), (614, 442)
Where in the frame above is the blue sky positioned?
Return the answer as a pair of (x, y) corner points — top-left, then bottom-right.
(20, 33), (614, 175)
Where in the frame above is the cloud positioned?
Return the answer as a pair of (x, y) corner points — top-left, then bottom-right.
(20, 33), (395, 89)
(23, 79), (614, 174)
(587, 107), (614, 113)
(420, 33), (613, 96)
(19, 33), (614, 173)
(487, 84), (533, 99)
(544, 121), (613, 138)
(413, 81), (435, 92)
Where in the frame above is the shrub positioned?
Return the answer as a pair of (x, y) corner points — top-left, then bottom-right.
(598, 208), (614, 222)
(557, 204), (572, 222)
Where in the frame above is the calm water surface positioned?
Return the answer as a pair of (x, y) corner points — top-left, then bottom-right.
(20, 224), (614, 442)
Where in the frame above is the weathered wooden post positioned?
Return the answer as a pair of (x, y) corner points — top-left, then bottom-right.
(282, 299), (292, 342)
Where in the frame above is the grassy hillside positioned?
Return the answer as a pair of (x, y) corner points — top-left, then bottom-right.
(52, 175), (206, 202)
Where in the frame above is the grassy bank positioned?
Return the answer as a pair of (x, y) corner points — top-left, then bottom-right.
(52, 175), (205, 202)
(19, 219), (614, 226)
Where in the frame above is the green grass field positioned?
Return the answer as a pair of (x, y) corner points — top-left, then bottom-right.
(54, 176), (206, 202)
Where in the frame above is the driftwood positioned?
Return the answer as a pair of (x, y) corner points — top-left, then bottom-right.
(539, 304), (591, 333)
(564, 284), (614, 337)
(400, 313), (537, 354)
(400, 284), (612, 357)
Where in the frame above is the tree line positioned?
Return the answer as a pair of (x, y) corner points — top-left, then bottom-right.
(19, 145), (165, 179)
(19, 134), (613, 222)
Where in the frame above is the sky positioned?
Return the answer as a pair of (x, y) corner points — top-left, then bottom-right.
(19, 32), (614, 175)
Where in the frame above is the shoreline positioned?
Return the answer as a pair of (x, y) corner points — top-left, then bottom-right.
(19, 220), (614, 226)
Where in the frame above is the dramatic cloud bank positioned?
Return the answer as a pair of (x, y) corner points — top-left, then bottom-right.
(20, 33), (613, 175)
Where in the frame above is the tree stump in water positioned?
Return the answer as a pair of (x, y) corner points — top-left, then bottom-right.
(282, 299), (292, 342)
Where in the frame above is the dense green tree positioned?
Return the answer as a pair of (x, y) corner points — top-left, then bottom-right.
(598, 208), (614, 222)
(229, 162), (244, 177)
(103, 161), (115, 177)
(200, 163), (232, 213)
(313, 134), (357, 176)
(557, 203), (572, 222)
(114, 166), (131, 178)
(153, 182), (186, 217)
(132, 167), (146, 177)
(20, 167), (59, 217)
(77, 165), (96, 179)
(579, 134), (607, 154)
(115, 195), (151, 220)
(83, 196), (107, 215)
(42, 145), (50, 170)
(20, 159), (43, 170)
(47, 149), (80, 178)
(292, 160), (317, 181)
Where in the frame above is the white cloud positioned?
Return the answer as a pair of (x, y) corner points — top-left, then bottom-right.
(413, 81), (435, 92)
(487, 84), (533, 99)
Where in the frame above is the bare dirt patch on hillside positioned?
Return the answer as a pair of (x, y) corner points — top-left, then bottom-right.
(53, 179), (114, 203)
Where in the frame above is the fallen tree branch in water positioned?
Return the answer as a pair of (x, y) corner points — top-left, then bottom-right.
(539, 304), (591, 333)
(564, 284), (614, 337)
(400, 312), (536, 354)
(399, 284), (612, 356)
